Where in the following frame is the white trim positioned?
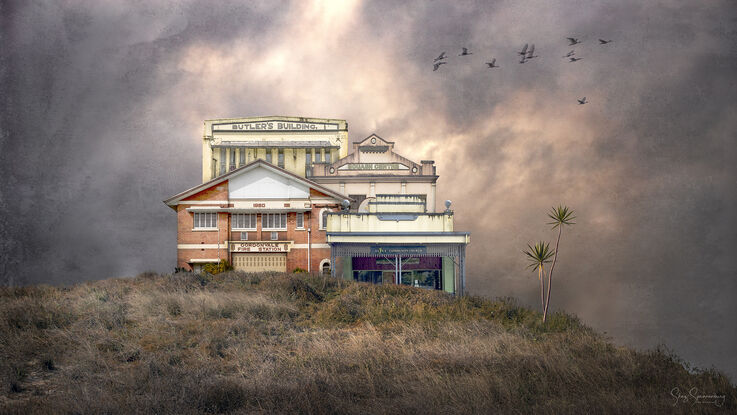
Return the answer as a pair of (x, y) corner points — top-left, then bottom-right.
(176, 200), (229, 205)
(293, 243), (330, 249)
(319, 208), (329, 230)
(189, 258), (220, 263)
(191, 228), (218, 232)
(178, 244), (226, 249)
(319, 258), (331, 274)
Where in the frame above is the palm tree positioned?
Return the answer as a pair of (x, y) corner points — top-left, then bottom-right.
(543, 205), (576, 322)
(523, 241), (555, 314)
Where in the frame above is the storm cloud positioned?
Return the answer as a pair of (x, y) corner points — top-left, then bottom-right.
(2, 0), (736, 378)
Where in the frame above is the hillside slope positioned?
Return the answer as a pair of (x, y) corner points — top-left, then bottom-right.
(1, 272), (734, 414)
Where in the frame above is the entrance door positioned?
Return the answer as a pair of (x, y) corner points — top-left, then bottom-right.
(232, 253), (287, 272)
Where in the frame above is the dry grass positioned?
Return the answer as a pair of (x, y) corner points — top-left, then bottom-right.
(0, 272), (734, 414)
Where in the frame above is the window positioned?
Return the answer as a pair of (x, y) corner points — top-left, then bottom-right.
(266, 150), (272, 163)
(305, 152), (312, 166)
(277, 149), (284, 168)
(315, 151), (322, 163)
(320, 259), (331, 276)
(296, 212), (304, 229)
(219, 148), (226, 175)
(325, 152), (331, 164)
(262, 213), (287, 230)
(319, 208), (329, 230)
(232, 213), (257, 230)
(193, 212), (217, 229)
(240, 232), (248, 241)
(270, 231), (278, 240)
(239, 149), (245, 167)
(230, 148), (236, 171)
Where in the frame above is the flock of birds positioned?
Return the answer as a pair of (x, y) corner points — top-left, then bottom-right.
(432, 37), (613, 105)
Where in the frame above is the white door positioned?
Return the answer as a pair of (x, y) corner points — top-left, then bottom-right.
(232, 253), (287, 272)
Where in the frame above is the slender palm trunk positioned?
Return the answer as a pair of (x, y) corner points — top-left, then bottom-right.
(538, 265), (545, 313)
(543, 226), (562, 322)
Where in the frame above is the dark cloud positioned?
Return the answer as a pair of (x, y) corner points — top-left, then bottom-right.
(2, 0), (736, 378)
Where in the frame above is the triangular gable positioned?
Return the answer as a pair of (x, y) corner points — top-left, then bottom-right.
(182, 182), (229, 202)
(356, 133), (394, 146)
(229, 167), (309, 199)
(164, 159), (352, 207)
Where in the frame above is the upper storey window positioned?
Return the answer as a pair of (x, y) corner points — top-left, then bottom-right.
(278, 149), (285, 168)
(193, 212), (217, 230)
(262, 213), (287, 230)
(232, 213), (257, 230)
(266, 151), (272, 164)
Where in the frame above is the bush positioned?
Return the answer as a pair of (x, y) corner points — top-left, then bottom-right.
(202, 260), (233, 275)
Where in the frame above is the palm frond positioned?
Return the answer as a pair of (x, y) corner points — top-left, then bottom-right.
(547, 205), (576, 228)
(523, 241), (555, 271)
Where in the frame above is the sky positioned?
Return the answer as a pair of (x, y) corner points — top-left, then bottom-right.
(1, 0), (736, 379)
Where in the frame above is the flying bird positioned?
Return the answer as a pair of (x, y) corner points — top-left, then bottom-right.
(485, 59), (499, 68)
(569, 57), (582, 62)
(563, 50), (575, 58)
(567, 37), (581, 45)
(526, 44), (538, 59)
(578, 97), (588, 105)
(433, 62), (447, 71)
(599, 39), (612, 44)
(459, 47), (472, 56)
(518, 43), (529, 57)
(434, 52), (447, 62)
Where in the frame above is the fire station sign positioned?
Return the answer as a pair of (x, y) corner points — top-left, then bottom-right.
(230, 241), (293, 253)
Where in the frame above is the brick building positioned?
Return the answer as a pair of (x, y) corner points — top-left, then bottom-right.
(164, 159), (350, 273)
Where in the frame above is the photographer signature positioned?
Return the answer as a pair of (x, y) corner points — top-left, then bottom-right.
(671, 387), (726, 407)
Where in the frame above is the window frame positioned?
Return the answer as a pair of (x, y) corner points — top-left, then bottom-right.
(261, 213), (288, 231)
(319, 208), (330, 230)
(193, 212), (218, 231)
(231, 213), (257, 231)
(296, 212), (305, 230)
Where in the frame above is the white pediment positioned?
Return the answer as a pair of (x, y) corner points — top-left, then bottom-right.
(229, 166), (309, 199)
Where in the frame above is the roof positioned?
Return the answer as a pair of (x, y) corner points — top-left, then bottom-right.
(163, 159), (352, 207)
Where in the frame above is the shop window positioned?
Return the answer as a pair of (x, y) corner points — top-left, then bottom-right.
(193, 212), (217, 230)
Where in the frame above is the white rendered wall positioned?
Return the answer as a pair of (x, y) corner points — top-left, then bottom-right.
(229, 168), (309, 199)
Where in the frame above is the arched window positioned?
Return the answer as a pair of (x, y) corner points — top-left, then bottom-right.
(320, 259), (331, 276)
(319, 208), (329, 230)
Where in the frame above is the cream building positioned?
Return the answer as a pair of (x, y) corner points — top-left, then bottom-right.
(311, 133), (470, 294)
(201, 116), (349, 182)
(310, 134), (438, 212)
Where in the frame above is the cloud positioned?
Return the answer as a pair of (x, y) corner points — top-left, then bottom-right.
(1, 0), (736, 377)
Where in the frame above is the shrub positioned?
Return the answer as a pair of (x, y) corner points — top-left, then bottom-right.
(202, 260), (233, 275)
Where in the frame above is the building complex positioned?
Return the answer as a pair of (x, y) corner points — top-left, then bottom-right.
(164, 116), (469, 294)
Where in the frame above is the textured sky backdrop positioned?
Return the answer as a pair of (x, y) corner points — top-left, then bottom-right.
(2, 1), (736, 378)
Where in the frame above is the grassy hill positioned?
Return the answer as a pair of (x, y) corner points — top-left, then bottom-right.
(1, 272), (734, 414)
